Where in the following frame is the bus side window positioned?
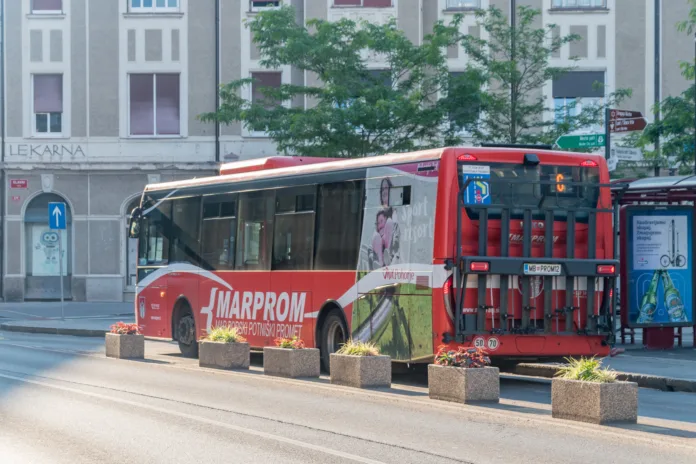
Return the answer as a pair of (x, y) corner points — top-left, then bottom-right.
(169, 197), (202, 265)
(200, 193), (237, 271)
(272, 186), (316, 271)
(236, 190), (274, 270)
(314, 181), (365, 270)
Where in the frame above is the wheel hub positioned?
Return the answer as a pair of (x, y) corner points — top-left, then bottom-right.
(327, 320), (346, 353)
(178, 316), (195, 346)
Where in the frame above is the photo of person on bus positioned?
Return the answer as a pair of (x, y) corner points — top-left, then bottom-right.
(369, 177), (401, 269)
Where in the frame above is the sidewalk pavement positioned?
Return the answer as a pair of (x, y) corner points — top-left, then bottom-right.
(1, 313), (694, 393)
(0, 301), (132, 321)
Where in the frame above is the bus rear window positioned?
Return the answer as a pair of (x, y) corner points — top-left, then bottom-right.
(458, 163), (601, 222)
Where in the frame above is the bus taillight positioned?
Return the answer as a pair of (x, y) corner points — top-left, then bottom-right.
(470, 261), (490, 272)
(597, 265), (615, 275)
(457, 154), (478, 161)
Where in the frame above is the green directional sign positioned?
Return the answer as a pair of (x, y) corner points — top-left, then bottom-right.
(555, 133), (606, 149)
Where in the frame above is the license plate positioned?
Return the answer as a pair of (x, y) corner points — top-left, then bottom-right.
(523, 263), (562, 276)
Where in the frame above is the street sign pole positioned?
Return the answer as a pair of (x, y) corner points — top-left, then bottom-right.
(605, 107), (611, 162)
(49, 202), (67, 321)
(58, 229), (64, 321)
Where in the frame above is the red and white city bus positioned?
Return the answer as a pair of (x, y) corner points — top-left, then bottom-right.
(129, 147), (618, 368)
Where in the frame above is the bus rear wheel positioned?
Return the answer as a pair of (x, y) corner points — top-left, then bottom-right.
(320, 309), (348, 372)
(176, 310), (198, 358)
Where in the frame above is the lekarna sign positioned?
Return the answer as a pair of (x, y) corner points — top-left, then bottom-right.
(49, 202), (66, 230)
(610, 147), (643, 162)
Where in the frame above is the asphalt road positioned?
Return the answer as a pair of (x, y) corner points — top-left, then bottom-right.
(0, 332), (694, 464)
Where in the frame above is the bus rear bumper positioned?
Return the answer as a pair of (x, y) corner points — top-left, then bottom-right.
(440, 334), (611, 359)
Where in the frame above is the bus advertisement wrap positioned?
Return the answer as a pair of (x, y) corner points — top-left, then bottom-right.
(626, 206), (694, 327)
(352, 162), (439, 361)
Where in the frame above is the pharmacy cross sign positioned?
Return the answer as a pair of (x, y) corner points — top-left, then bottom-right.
(49, 202), (66, 230)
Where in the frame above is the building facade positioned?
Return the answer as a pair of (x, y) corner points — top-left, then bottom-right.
(1, 0), (693, 302)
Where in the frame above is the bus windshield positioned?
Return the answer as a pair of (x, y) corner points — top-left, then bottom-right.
(459, 162), (601, 221)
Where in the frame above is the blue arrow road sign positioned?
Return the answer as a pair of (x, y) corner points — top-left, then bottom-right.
(49, 202), (66, 230)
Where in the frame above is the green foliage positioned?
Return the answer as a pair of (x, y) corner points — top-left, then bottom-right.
(461, 6), (630, 147)
(336, 339), (380, 357)
(206, 325), (247, 344)
(555, 357), (617, 384)
(200, 6), (484, 157)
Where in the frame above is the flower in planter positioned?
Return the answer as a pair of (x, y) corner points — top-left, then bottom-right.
(109, 322), (141, 335)
(556, 356), (617, 383)
(434, 345), (491, 368)
(335, 339), (380, 356)
(274, 336), (306, 349)
(205, 325), (247, 343)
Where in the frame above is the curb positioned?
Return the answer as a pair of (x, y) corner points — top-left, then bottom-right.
(0, 324), (107, 338)
(515, 363), (696, 393)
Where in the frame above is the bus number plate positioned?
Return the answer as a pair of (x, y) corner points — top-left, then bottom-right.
(523, 263), (561, 276)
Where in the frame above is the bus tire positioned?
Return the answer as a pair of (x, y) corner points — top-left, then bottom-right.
(175, 305), (198, 358)
(319, 309), (348, 373)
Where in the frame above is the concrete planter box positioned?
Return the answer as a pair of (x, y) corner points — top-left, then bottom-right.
(551, 378), (638, 424)
(329, 354), (391, 388)
(263, 347), (320, 378)
(105, 333), (144, 359)
(199, 341), (250, 370)
(428, 364), (500, 403)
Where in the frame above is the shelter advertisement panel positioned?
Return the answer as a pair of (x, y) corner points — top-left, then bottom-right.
(625, 206), (693, 327)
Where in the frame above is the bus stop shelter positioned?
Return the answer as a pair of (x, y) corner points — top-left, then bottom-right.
(612, 175), (696, 349)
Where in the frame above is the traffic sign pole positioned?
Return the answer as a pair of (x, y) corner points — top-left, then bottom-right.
(605, 107), (611, 162)
(49, 202), (67, 321)
(59, 230), (64, 321)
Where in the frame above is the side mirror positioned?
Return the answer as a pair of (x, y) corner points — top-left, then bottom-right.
(128, 207), (142, 239)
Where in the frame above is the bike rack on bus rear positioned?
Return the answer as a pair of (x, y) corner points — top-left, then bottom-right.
(452, 178), (620, 342)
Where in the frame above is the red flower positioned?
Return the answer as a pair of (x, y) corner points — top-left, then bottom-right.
(110, 322), (141, 335)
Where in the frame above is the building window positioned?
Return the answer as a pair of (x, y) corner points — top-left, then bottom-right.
(251, 72), (282, 108)
(32, 0), (63, 14)
(250, 0), (281, 11)
(445, 0), (480, 9)
(551, 0), (606, 9)
(553, 71), (604, 130)
(129, 74), (180, 136)
(33, 74), (63, 136)
(333, 0), (393, 7)
(130, 0), (179, 13)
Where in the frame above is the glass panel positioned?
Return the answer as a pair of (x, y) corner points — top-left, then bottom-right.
(334, 0), (361, 5)
(156, 0), (166, 6)
(201, 218), (237, 270)
(34, 75), (63, 113)
(143, 0), (153, 7)
(170, 197), (202, 264)
(364, 0), (392, 6)
(50, 112), (62, 133)
(272, 213), (315, 270)
(132, 0), (141, 7)
(251, 72), (282, 108)
(167, 0), (178, 6)
(236, 191), (274, 270)
(130, 74), (154, 135)
(138, 201), (171, 265)
(314, 181), (364, 270)
(35, 114), (48, 133)
(156, 74), (180, 135)
(33, 0), (62, 11)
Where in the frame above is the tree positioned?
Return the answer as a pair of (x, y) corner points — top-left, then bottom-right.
(200, 6), (484, 158)
(461, 6), (630, 146)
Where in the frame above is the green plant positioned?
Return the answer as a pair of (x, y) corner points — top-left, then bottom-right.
(335, 339), (380, 357)
(555, 357), (617, 383)
(434, 345), (491, 368)
(275, 336), (305, 349)
(205, 325), (247, 344)
(110, 322), (141, 335)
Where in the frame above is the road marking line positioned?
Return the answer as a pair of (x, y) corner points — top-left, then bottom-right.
(0, 372), (385, 464)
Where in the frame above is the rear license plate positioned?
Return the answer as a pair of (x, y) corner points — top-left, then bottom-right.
(523, 263), (562, 276)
